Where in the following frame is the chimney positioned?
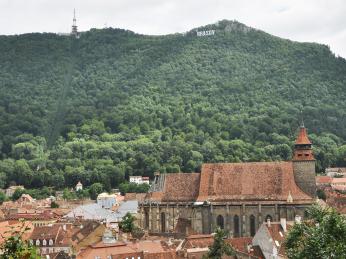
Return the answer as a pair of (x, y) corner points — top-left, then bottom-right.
(280, 218), (287, 232)
(267, 218), (271, 227)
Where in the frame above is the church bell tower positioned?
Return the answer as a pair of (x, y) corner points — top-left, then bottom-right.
(292, 124), (316, 197)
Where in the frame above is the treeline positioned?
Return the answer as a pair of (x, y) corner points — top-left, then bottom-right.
(0, 20), (346, 191)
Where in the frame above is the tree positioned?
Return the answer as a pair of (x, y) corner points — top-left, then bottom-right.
(0, 222), (39, 259)
(285, 205), (346, 259)
(119, 212), (135, 233)
(131, 226), (145, 239)
(0, 191), (6, 205)
(89, 182), (104, 200)
(50, 201), (59, 208)
(203, 228), (235, 259)
(11, 188), (26, 201)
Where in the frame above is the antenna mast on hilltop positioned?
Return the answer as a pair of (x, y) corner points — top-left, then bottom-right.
(71, 9), (79, 38)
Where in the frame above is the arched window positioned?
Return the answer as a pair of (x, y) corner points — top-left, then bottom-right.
(250, 215), (256, 236)
(42, 239), (47, 246)
(49, 239), (53, 246)
(233, 215), (240, 237)
(145, 210), (149, 229)
(216, 215), (224, 229)
(161, 212), (166, 233)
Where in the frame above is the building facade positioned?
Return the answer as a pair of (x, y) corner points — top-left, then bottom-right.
(138, 125), (316, 237)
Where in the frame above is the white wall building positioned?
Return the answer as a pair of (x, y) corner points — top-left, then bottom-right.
(129, 176), (150, 185)
(75, 181), (83, 191)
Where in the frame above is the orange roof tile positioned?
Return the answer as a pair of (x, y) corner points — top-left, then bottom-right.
(197, 162), (313, 202)
(295, 127), (312, 145)
(316, 176), (332, 184)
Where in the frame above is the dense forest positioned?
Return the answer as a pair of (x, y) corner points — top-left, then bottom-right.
(0, 20), (346, 193)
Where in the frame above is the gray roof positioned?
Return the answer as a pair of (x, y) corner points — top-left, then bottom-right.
(64, 201), (138, 222)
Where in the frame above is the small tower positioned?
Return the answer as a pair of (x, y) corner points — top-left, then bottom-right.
(292, 124), (316, 197)
(71, 9), (79, 38)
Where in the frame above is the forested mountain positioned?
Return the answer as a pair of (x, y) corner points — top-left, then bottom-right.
(0, 20), (346, 191)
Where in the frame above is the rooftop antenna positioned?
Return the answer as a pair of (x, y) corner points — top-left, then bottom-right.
(300, 109), (305, 128)
(71, 8), (79, 38)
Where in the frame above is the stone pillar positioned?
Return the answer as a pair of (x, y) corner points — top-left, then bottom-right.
(241, 204), (246, 236)
(156, 204), (160, 232)
(275, 204), (279, 221)
(210, 204), (214, 232)
(149, 203), (152, 231)
(226, 203), (230, 232)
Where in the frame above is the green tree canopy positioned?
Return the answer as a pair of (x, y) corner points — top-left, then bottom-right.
(285, 205), (346, 259)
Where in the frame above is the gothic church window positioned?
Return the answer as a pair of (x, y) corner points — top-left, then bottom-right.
(250, 215), (256, 236)
(233, 215), (240, 237)
(216, 215), (224, 229)
(161, 212), (166, 232)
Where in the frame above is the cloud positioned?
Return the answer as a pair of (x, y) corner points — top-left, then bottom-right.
(0, 0), (345, 57)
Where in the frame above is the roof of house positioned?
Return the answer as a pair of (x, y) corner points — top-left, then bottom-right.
(197, 162), (312, 202)
(124, 193), (146, 202)
(331, 178), (346, 183)
(65, 201), (138, 222)
(146, 173), (200, 202)
(316, 176), (332, 184)
(229, 237), (264, 258)
(77, 240), (171, 259)
(295, 126), (312, 145)
(0, 220), (34, 245)
(30, 224), (61, 240)
(262, 222), (293, 256)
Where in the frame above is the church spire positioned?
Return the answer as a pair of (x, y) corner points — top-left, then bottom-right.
(293, 124), (314, 161)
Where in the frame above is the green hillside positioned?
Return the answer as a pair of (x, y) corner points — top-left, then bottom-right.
(0, 20), (346, 191)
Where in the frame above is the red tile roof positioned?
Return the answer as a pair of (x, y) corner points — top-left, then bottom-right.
(229, 237), (264, 258)
(146, 173), (200, 202)
(295, 127), (312, 145)
(316, 176), (332, 184)
(197, 162), (312, 202)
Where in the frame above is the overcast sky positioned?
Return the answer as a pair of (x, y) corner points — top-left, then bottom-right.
(0, 0), (345, 58)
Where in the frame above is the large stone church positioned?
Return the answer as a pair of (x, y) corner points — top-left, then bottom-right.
(138, 125), (316, 237)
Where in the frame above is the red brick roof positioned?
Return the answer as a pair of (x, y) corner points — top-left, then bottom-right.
(295, 127), (312, 145)
(229, 237), (264, 258)
(316, 176), (332, 185)
(146, 173), (200, 202)
(197, 162), (313, 202)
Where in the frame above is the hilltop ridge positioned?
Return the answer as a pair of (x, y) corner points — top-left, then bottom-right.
(0, 20), (345, 190)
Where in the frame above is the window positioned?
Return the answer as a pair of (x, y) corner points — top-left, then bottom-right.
(250, 215), (256, 236)
(95, 256), (101, 259)
(233, 215), (240, 237)
(216, 215), (224, 229)
(145, 210), (149, 229)
(161, 212), (166, 232)
(42, 239), (47, 246)
(49, 239), (53, 246)
(35, 240), (40, 246)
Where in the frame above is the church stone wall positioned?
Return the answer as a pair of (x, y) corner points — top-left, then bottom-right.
(140, 203), (311, 237)
(293, 160), (316, 197)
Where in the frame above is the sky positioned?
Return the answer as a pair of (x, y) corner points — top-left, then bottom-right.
(0, 0), (345, 58)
